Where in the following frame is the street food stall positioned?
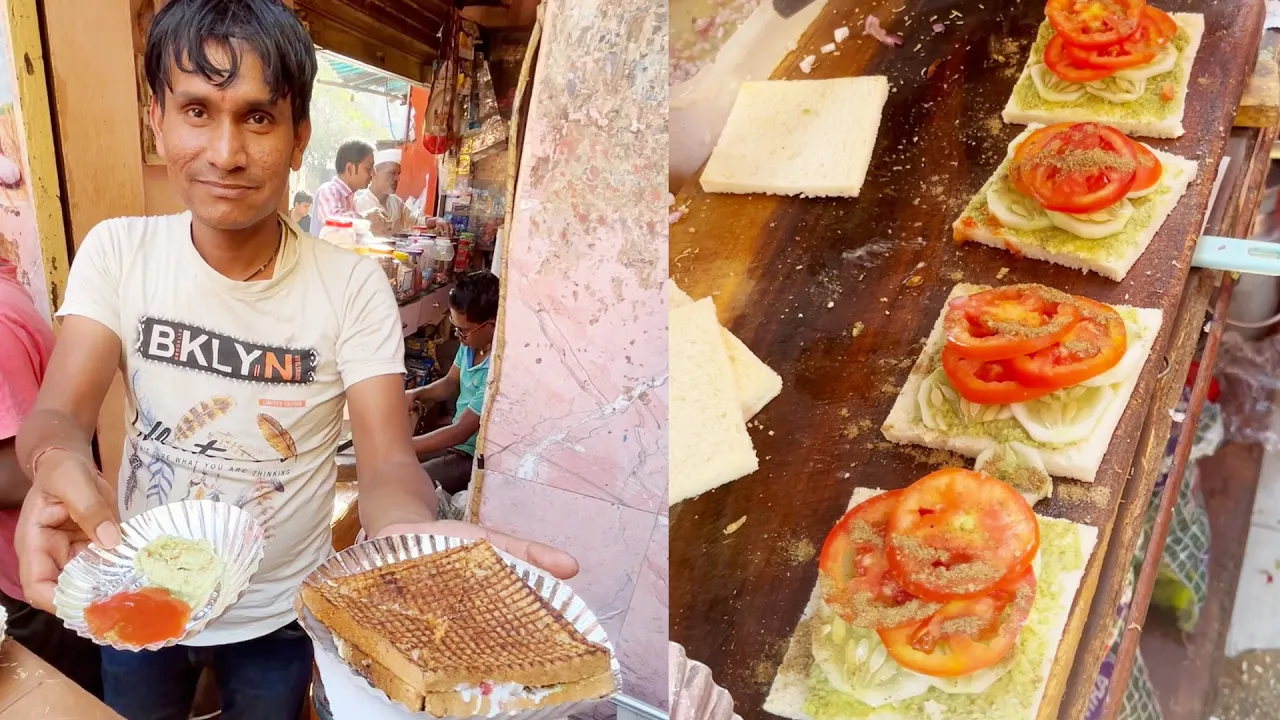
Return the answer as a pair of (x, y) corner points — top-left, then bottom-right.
(668, 0), (1278, 718)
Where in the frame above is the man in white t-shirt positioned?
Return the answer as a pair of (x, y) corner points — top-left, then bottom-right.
(12, 2), (576, 719)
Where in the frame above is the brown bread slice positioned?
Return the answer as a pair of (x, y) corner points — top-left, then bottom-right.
(339, 642), (615, 715)
(299, 540), (611, 693)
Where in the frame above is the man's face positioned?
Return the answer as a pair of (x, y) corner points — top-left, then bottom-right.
(371, 163), (401, 196)
(348, 155), (375, 190)
(295, 201), (311, 216)
(449, 307), (495, 350)
(150, 42), (309, 232)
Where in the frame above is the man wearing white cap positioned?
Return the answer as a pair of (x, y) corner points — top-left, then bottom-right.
(355, 148), (413, 236)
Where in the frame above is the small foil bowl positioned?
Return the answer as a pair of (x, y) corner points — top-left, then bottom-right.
(297, 533), (620, 720)
(670, 643), (742, 720)
(54, 500), (266, 651)
(0, 603), (8, 643)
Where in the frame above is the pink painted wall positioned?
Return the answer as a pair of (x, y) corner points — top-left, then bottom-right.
(475, 0), (667, 714)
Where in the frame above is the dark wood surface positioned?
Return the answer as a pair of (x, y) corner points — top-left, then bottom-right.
(669, 1), (1265, 718)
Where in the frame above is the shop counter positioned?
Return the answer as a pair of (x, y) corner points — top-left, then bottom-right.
(0, 640), (119, 718)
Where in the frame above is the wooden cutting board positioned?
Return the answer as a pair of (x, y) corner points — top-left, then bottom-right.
(668, 1), (1264, 719)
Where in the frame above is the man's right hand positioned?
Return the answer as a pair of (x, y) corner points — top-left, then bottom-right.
(16, 449), (118, 612)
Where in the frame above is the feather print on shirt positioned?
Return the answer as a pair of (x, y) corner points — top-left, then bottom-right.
(172, 396), (236, 442)
(131, 369), (176, 505)
(124, 439), (143, 511)
(208, 431), (268, 463)
(256, 414), (298, 461)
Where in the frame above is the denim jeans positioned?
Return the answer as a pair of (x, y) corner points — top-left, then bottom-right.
(100, 621), (313, 720)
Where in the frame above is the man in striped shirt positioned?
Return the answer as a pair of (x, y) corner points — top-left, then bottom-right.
(311, 139), (374, 230)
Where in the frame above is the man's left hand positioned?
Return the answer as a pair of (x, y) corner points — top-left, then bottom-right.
(375, 521), (579, 580)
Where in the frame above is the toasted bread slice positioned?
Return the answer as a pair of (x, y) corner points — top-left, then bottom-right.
(299, 541), (611, 693)
(340, 641), (615, 716)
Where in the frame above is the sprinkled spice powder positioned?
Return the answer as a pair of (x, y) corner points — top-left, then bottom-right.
(889, 534), (1005, 595)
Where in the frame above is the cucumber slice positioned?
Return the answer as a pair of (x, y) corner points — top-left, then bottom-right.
(1010, 385), (1117, 445)
(1045, 199), (1135, 239)
(986, 182), (1053, 231)
(918, 368), (1013, 431)
(928, 655), (1016, 695)
(1080, 316), (1145, 387)
(1084, 75), (1147, 103)
(974, 442), (1053, 507)
(1114, 44), (1178, 82)
(1029, 63), (1087, 102)
(811, 606), (931, 706)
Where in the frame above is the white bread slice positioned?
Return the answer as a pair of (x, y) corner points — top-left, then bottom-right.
(952, 125), (1197, 281)
(1001, 13), (1204, 138)
(881, 284), (1162, 483)
(764, 487), (1099, 720)
(670, 298), (760, 505)
(700, 76), (888, 197)
(668, 281), (782, 420)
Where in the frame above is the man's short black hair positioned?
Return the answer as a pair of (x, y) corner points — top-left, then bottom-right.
(293, 190), (312, 205)
(335, 140), (374, 175)
(450, 272), (500, 324)
(144, 0), (317, 127)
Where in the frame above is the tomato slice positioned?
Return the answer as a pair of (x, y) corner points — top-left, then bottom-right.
(1010, 123), (1075, 197)
(1043, 35), (1115, 83)
(878, 567), (1036, 677)
(1021, 122), (1137, 214)
(941, 346), (1054, 406)
(1143, 5), (1177, 43)
(818, 490), (940, 629)
(884, 468), (1040, 602)
(1063, 12), (1159, 69)
(1127, 140), (1162, 195)
(943, 285), (1081, 362)
(1045, 0), (1145, 49)
(1009, 297), (1128, 390)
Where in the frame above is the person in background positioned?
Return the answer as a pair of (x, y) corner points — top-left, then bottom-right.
(407, 272), (498, 506)
(311, 139), (373, 230)
(0, 259), (102, 698)
(289, 190), (312, 233)
(354, 148), (415, 236)
(13, 3), (573, 718)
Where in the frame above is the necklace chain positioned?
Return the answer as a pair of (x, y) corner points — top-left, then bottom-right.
(240, 236), (281, 282)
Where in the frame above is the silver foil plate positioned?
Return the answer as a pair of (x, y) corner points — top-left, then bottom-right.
(54, 500), (266, 651)
(297, 533), (620, 719)
(669, 643), (741, 720)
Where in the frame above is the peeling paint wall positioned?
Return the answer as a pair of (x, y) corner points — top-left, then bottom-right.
(475, 0), (667, 712)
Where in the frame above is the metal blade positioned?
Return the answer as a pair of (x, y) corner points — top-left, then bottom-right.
(773, 0), (818, 19)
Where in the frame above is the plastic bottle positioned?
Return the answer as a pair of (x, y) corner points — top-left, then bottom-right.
(317, 218), (356, 248)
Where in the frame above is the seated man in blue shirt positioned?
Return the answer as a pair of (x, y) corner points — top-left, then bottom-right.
(407, 272), (497, 498)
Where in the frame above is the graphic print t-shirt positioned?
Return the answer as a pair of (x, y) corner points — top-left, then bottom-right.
(58, 213), (404, 646)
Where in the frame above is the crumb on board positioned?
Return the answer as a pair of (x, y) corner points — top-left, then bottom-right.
(997, 267), (1010, 279)
(905, 275), (923, 287)
(724, 516), (747, 535)
(783, 538), (816, 565)
(947, 270), (965, 282)
(851, 321), (865, 338)
(1054, 481), (1112, 508)
(844, 419), (874, 439)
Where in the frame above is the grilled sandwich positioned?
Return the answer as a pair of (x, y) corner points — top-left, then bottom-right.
(299, 540), (614, 715)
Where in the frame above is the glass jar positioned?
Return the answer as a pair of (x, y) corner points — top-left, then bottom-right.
(433, 237), (454, 286)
